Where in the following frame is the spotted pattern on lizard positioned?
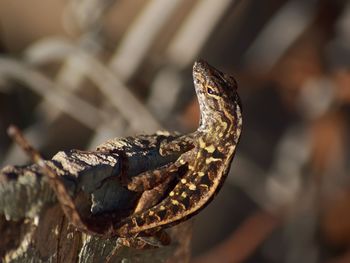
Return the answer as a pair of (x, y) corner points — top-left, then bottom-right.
(109, 60), (243, 237)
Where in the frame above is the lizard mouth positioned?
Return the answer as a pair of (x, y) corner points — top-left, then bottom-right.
(193, 59), (238, 92)
(193, 59), (209, 71)
(193, 59), (225, 82)
(193, 59), (237, 90)
(193, 59), (210, 87)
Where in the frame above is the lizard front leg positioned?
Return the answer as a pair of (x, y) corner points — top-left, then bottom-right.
(159, 133), (197, 156)
(127, 150), (194, 192)
(133, 175), (173, 213)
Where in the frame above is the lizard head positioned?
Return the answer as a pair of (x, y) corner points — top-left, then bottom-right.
(192, 59), (242, 134)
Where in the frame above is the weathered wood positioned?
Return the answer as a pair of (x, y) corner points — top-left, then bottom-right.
(0, 134), (191, 263)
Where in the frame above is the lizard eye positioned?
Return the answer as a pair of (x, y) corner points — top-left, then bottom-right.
(207, 87), (214, 95)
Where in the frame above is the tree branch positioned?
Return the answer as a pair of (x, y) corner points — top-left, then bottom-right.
(0, 133), (191, 262)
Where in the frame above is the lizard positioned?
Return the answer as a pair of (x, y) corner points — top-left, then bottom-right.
(8, 59), (242, 247)
(107, 59), (243, 238)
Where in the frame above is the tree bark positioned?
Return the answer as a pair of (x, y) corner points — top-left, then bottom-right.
(0, 136), (192, 263)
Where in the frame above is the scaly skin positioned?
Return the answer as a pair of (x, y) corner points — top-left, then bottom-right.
(110, 60), (243, 237)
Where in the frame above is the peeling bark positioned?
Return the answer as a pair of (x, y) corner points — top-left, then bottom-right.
(0, 135), (192, 262)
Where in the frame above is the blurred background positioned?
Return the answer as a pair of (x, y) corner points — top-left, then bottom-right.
(1, 0), (350, 262)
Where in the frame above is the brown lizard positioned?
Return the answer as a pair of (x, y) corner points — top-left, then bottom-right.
(109, 59), (243, 238)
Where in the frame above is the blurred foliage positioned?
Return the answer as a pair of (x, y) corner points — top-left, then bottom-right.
(1, 0), (350, 262)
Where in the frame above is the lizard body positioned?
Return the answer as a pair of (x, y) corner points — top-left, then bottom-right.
(110, 60), (242, 237)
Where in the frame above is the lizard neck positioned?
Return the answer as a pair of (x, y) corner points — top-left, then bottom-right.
(197, 103), (242, 145)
